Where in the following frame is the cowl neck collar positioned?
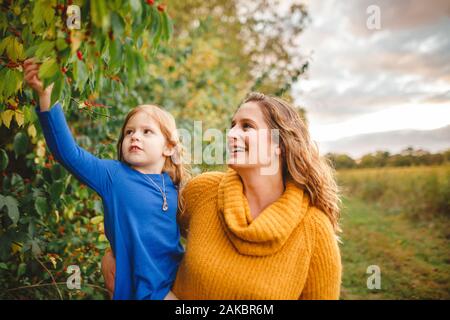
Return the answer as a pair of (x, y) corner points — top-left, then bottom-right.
(217, 169), (310, 256)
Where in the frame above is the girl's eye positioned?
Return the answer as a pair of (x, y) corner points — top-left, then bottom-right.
(243, 123), (252, 130)
(125, 130), (133, 135)
(144, 129), (152, 134)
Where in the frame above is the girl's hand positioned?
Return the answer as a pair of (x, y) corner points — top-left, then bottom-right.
(23, 58), (54, 111)
(101, 247), (116, 299)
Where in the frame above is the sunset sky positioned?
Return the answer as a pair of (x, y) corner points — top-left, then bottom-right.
(292, 0), (450, 142)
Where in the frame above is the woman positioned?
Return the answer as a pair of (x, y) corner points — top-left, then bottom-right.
(102, 92), (342, 299)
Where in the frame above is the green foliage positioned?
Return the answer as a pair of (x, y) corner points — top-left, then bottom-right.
(0, 0), (174, 299)
(327, 148), (450, 170)
(0, 0), (309, 299)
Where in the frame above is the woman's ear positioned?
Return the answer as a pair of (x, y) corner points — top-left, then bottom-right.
(275, 146), (281, 156)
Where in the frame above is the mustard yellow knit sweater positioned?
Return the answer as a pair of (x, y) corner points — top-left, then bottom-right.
(172, 169), (342, 299)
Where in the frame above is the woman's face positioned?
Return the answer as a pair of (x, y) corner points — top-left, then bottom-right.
(227, 102), (280, 173)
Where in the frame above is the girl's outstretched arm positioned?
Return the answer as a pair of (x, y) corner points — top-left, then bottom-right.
(24, 58), (116, 197)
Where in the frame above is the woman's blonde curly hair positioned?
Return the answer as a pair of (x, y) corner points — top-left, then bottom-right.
(242, 92), (342, 233)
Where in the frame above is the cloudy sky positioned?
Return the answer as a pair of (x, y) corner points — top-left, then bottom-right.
(292, 0), (450, 142)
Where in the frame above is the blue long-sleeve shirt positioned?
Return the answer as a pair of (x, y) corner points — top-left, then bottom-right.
(36, 103), (184, 300)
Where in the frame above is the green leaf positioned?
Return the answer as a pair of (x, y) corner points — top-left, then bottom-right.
(23, 105), (38, 125)
(74, 59), (88, 93)
(90, 0), (110, 30)
(34, 197), (48, 216)
(7, 37), (25, 62)
(0, 262), (8, 270)
(3, 69), (22, 97)
(111, 12), (125, 38)
(0, 148), (8, 171)
(13, 132), (28, 158)
(39, 58), (58, 82)
(55, 38), (68, 51)
(17, 262), (26, 277)
(35, 41), (55, 59)
(50, 73), (64, 107)
(108, 39), (123, 70)
(150, 6), (160, 34)
(93, 200), (103, 214)
(151, 12), (163, 50)
(49, 181), (64, 202)
(25, 44), (39, 57)
(130, 0), (142, 12)
(161, 11), (173, 42)
(1, 110), (14, 128)
(51, 163), (65, 181)
(11, 173), (25, 193)
(0, 36), (12, 56)
(31, 239), (42, 257)
(2, 195), (20, 225)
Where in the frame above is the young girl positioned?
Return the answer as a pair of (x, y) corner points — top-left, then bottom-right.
(23, 58), (186, 300)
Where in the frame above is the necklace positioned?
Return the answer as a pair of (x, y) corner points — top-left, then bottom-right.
(144, 173), (169, 211)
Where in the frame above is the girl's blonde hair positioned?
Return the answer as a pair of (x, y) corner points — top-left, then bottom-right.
(117, 105), (191, 211)
(242, 92), (342, 233)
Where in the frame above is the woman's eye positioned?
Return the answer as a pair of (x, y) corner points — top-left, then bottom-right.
(243, 123), (252, 130)
(144, 129), (152, 134)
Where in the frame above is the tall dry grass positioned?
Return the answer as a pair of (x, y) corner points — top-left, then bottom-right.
(337, 165), (450, 220)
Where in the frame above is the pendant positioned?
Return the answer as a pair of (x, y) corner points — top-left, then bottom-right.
(162, 197), (169, 211)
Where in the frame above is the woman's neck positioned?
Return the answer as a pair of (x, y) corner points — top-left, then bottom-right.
(237, 167), (285, 220)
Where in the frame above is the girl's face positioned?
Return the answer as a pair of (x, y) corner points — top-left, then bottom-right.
(227, 102), (280, 172)
(122, 111), (171, 173)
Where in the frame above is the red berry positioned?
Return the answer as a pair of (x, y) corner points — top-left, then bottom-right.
(157, 4), (165, 12)
(146, 0), (155, 5)
(76, 50), (83, 60)
(61, 67), (68, 74)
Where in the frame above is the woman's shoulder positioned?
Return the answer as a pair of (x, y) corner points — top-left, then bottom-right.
(302, 204), (335, 234)
(303, 205), (340, 248)
(184, 171), (225, 195)
(178, 171), (225, 233)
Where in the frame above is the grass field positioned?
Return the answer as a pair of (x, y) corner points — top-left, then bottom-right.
(338, 166), (450, 299)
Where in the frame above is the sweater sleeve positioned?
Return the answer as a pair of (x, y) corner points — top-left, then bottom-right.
(36, 103), (116, 198)
(299, 210), (342, 300)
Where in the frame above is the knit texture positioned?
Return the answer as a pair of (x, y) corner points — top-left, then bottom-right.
(172, 169), (342, 300)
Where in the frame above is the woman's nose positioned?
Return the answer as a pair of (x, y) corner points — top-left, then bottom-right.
(227, 126), (239, 141)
